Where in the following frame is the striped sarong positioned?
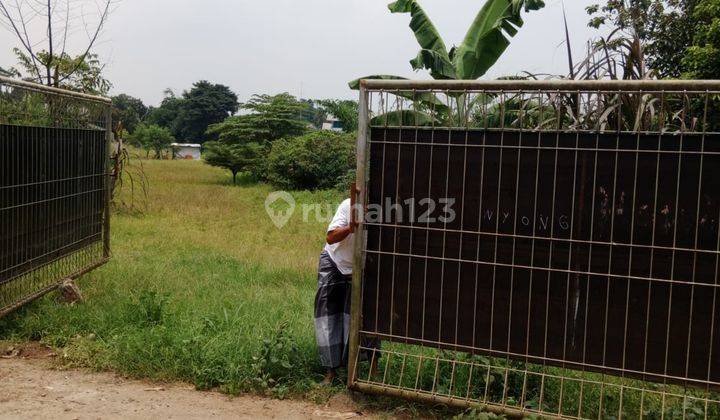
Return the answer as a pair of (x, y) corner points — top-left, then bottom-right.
(314, 250), (351, 369)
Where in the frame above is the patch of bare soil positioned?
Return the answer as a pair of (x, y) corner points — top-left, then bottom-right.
(1, 341), (57, 359)
(0, 343), (379, 420)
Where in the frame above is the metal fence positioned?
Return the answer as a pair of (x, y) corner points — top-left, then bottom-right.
(0, 76), (111, 317)
(348, 79), (720, 419)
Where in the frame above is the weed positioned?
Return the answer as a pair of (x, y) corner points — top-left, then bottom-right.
(251, 321), (301, 395)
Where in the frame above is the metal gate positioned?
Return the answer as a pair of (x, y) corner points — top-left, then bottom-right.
(348, 79), (720, 418)
(0, 76), (112, 317)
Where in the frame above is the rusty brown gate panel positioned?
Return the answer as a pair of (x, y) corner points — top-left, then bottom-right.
(0, 76), (112, 317)
(348, 80), (720, 419)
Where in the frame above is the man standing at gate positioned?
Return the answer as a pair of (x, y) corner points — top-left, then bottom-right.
(314, 196), (376, 384)
(314, 197), (354, 384)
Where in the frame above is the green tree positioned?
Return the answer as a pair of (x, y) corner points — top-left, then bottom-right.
(586, 1), (700, 79)
(318, 100), (359, 133)
(681, 0), (720, 79)
(208, 93), (309, 144)
(12, 49), (111, 94)
(203, 141), (264, 184)
(147, 90), (183, 130)
(146, 82), (238, 143)
(300, 99), (327, 129)
(131, 124), (175, 159)
(204, 93), (310, 182)
(174, 81), (239, 143)
(0, 0), (111, 92)
(265, 131), (356, 190)
(112, 94), (148, 133)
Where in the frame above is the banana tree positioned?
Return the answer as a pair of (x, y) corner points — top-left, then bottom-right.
(350, 0), (545, 124)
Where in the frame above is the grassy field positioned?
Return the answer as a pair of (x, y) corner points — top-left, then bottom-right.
(4, 158), (714, 419)
(0, 159), (346, 399)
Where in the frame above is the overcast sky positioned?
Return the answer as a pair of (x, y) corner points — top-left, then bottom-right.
(0, 0), (602, 106)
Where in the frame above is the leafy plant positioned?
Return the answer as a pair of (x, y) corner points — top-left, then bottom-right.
(203, 141), (265, 184)
(203, 93), (312, 183)
(147, 90), (183, 131)
(681, 0), (720, 79)
(0, 0), (112, 93)
(644, 398), (706, 420)
(209, 93), (309, 144)
(250, 321), (300, 397)
(12, 49), (111, 95)
(317, 99), (359, 133)
(123, 289), (167, 326)
(350, 0), (545, 121)
(146, 82), (239, 143)
(112, 94), (148, 134)
(110, 129), (149, 212)
(174, 81), (239, 143)
(130, 123), (175, 159)
(586, 0), (701, 79)
(265, 131), (355, 191)
(362, 0), (544, 81)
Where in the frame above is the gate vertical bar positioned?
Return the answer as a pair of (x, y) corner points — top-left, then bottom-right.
(348, 82), (370, 387)
(103, 106), (112, 259)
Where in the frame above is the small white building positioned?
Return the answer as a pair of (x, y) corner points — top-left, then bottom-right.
(171, 143), (202, 160)
(321, 115), (344, 132)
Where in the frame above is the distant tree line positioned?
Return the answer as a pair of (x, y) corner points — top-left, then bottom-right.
(109, 82), (359, 189)
(112, 81), (238, 156)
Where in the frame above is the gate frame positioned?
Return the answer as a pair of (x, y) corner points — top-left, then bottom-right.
(0, 75), (113, 318)
(348, 78), (720, 417)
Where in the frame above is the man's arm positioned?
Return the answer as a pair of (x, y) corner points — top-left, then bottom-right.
(326, 225), (352, 245)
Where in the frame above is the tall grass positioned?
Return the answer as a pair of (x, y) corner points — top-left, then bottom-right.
(0, 160), (344, 397)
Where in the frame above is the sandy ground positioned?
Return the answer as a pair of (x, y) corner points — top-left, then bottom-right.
(0, 344), (375, 420)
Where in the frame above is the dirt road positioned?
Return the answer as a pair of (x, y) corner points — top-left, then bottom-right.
(0, 345), (373, 420)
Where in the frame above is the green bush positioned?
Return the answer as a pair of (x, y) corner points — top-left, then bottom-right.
(130, 123), (175, 159)
(265, 131), (355, 190)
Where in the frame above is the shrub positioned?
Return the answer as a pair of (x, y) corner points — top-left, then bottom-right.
(265, 131), (355, 190)
(203, 141), (265, 184)
(130, 123), (175, 159)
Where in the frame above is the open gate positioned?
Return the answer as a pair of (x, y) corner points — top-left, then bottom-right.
(0, 76), (112, 317)
(348, 79), (720, 418)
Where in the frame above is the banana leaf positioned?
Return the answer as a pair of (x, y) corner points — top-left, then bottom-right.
(370, 110), (436, 126)
(411, 49), (457, 79)
(388, 0), (454, 79)
(453, 0), (545, 80)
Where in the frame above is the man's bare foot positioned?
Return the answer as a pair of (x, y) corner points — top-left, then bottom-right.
(321, 368), (337, 385)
